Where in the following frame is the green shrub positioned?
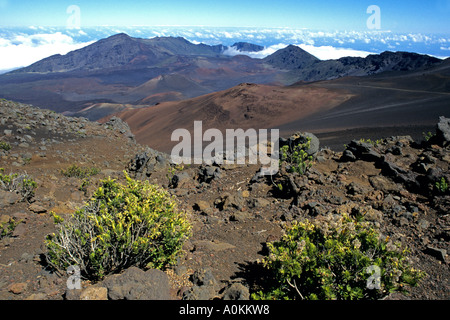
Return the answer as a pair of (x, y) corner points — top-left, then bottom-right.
(0, 141), (11, 152)
(359, 138), (382, 147)
(78, 177), (91, 194)
(253, 212), (425, 300)
(435, 177), (449, 194)
(280, 138), (313, 175)
(0, 168), (37, 201)
(0, 217), (19, 239)
(422, 131), (435, 142)
(61, 164), (100, 179)
(45, 172), (191, 281)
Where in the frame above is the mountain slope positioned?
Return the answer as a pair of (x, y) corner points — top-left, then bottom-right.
(263, 44), (320, 70)
(0, 33), (445, 121)
(11, 34), (226, 74)
(12, 33), (148, 73)
(264, 45), (442, 81)
(231, 42), (264, 52)
(104, 82), (352, 152)
(105, 57), (450, 153)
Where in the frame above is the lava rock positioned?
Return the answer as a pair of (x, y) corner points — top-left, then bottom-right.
(183, 268), (219, 300)
(222, 283), (250, 300)
(435, 116), (450, 146)
(425, 247), (447, 263)
(102, 267), (172, 300)
(103, 116), (135, 142)
(127, 147), (170, 179)
(340, 140), (382, 163)
(280, 132), (320, 156)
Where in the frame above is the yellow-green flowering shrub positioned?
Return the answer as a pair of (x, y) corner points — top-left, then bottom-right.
(60, 164), (100, 179)
(279, 138), (313, 175)
(0, 168), (37, 201)
(435, 177), (449, 194)
(0, 141), (11, 151)
(45, 173), (191, 280)
(253, 213), (425, 300)
(0, 216), (19, 239)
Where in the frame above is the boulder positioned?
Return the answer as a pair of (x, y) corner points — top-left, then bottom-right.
(183, 268), (219, 300)
(171, 171), (194, 189)
(341, 149), (357, 162)
(191, 268), (218, 288)
(28, 203), (47, 214)
(424, 247), (447, 263)
(103, 116), (135, 142)
(102, 267), (172, 300)
(193, 200), (211, 212)
(340, 140), (382, 163)
(380, 155), (420, 191)
(435, 116), (450, 146)
(0, 190), (21, 208)
(127, 147), (170, 179)
(280, 132), (320, 156)
(182, 285), (217, 300)
(198, 165), (222, 183)
(222, 283), (250, 300)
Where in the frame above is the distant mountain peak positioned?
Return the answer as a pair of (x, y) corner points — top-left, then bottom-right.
(231, 42), (264, 52)
(109, 32), (132, 39)
(9, 34), (227, 74)
(263, 44), (320, 70)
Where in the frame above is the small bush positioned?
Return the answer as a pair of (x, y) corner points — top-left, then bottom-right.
(253, 213), (425, 300)
(435, 177), (449, 194)
(61, 164), (100, 179)
(359, 138), (382, 147)
(280, 138), (313, 175)
(0, 168), (37, 201)
(45, 172), (191, 280)
(0, 141), (11, 152)
(422, 131), (435, 142)
(0, 217), (19, 239)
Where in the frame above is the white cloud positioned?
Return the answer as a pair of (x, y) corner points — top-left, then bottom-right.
(223, 42), (374, 61)
(297, 44), (375, 60)
(0, 32), (93, 71)
(223, 43), (289, 59)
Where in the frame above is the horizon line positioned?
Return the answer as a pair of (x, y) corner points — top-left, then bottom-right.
(2, 24), (448, 34)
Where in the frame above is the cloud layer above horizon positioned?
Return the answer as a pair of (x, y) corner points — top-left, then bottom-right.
(0, 26), (448, 73)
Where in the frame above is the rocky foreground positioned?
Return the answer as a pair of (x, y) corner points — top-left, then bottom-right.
(0, 99), (448, 300)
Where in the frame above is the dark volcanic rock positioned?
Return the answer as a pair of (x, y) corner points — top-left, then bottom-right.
(103, 267), (172, 300)
(340, 140), (382, 162)
(435, 116), (450, 146)
(127, 147), (170, 179)
(380, 155), (421, 191)
(103, 116), (135, 142)
(222, 283), (250, 300)
(231, 42), (264, 52)
(263, 45), (320, 70)
(183, 268), (219, 300)
(279, 132), (320, 157)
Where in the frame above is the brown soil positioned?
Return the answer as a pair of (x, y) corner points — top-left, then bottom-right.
(112, 83), (351, 153)
(0, 100), (448, 301)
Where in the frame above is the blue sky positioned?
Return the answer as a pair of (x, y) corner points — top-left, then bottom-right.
(0, 0), (449, 33)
